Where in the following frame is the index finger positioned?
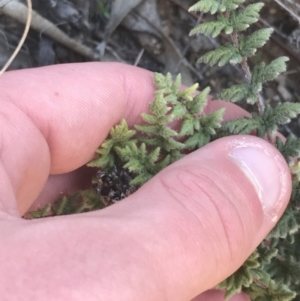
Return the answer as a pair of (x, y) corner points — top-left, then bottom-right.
(0, 62), (248, 215)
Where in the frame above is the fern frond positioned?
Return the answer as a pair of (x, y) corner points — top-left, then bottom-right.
(29, 203), (52, 218)
(88, 119), (137, 169)
(257, 245), (278, 265)
(199, 43), (242, 66)
(171, 73), (182, 93)
(180, 116), (196, 136)
(269, 255), (300, 286)
(252, 57), (289, 84)
(290, 180), (300, 210)
(115, 143), (172, 186)
(225, 109), (296, 139)
(53, 195), (72, 215)
(154, 72), (172, 92)
(277, 135), (300, 163)
(223, 117), (261, 134)
(189, 0), (245, 14)
(245, 279), (297, 301)
(149, 91), (171, 117)
(171, 102), (187, 119)
(189, 15), (229, 38)
(219, 83), (251, 102)
(184, 132), (211, 149)
(178, 83), (199, 101)
(268, 206), (300, 239)
(110, 119), (136, 141)
(135, 124), (177, 137)
(239, 28), (274, 57)
(187, 87), (210, 114)
(229, 3), (264, 32)
(218, 252), (260, 299)
(200, 108), (225, 135)
(271, 103), (300, 125)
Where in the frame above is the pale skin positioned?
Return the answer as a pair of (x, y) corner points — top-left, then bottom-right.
(0, 63), (292, 301)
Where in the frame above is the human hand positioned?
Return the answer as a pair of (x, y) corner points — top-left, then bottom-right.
(0, 63), (292, 301)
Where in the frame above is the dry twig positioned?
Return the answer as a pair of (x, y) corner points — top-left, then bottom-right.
(1, 0), (97, 61)
(274, 0), (300, 23)
(0, 0), (32, 75)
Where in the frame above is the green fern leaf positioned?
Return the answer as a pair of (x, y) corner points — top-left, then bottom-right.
(162, 136), (186, 151)
(130, 172), (153, 186)
(276, 135), (300, 161)
(250, 268), (271, 286)
(257, 246), (278, 264)
(178, 83), (199, 101)
(189, 15), (229, 38)
(110, 119), (136, 141)
(189, 0), (245, 14)
(219, 83), (250, 102)
(154, 72), (168, 89)
(53, 195), (75, 215)
(264, 280), (297, 301)
(154, 72), (179, 95)
(268, 207), (299, 239)
(189, 0), (224, 14)
(135, 124), (177, 137)
(88, 119), (137, 169)
(180, 116), (195, 136)
(29, 203), (52, 218)
(218, 252), (260, 299)
(140, 113), (158, 124)
(252, 57), (289, 84)
(184, 132), (210, 149)
(258, 103), (300, 138)
(199, 43), (242, 66)
(96, 139), (114, 155)
(114, 145), (132, 162)
(87, 153), (114, 169)
(245, 279), (297, 301)
(230, 3), (264, 32)
(152, 154), (172, 173)
(171, 74), (182, 93)
(147, 146), (161, 165)
(200, 108), (225, 134)
(291, 180), (300, 210)
(223, 117), (260, 134)
(142, 112), (173, 125)
(149, 92), (171, 116)
(272, 103), (300, 125)
(121, 143), (159, 174)
(116, 143), (170, 186)
(239, 28), (274, 57)
(188, 87), (210, 114)
(171, 102), (187, 119)
(223, 0), (246, 11)
(169, 150), (183, 163)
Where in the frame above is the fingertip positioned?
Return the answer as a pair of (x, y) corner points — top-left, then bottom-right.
(0, 63), (155, 174)
(0, 63), (156, 214)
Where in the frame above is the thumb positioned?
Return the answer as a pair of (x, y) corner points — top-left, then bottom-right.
(107, 134), (292, 300)
(1, 135), (291, 301)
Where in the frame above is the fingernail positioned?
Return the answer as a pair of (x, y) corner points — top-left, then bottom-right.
(228, 138), (290, 221)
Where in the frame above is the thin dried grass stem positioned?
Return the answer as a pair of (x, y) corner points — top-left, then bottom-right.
(0, 0), (32, 75)
(274, 0), (300, 23)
